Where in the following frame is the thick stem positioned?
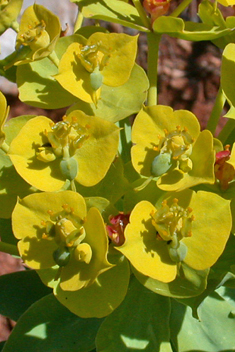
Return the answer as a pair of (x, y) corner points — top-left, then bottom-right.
(132, 0), (151, 30)
(170, 0), (194, 17)
(0, 241), (19, 256)
(1, 141), (9, 153)
(118, 119), (132, 164)
(206, 86), (226, 135)
(71, 180), (77, 192)
(147, 32), (161, 106)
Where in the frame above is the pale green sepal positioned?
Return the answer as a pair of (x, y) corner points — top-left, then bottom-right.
(153, 16), (233, 41)
(75, 0), (150, 32)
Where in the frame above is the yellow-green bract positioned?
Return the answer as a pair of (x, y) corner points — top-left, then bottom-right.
(117, 190), (232, 283)
(54, 32), (138, 104)
(11, 4), (61, 66)
(8, 110), (120, 191)
(12, 191), (112, 291)
(0, 91), (9, 147)
(131, 105), (215, 191)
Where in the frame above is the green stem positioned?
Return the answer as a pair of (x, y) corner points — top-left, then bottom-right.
(218, 119), (235, 144)
(170, 0), (194, 17)
(71, 180), (77, 192)
(1, 141), (9, 153)
(0, 241), (19, 256)
(132, 0), (151, 30)
(147, 32), (161, 106)
(74, 10), (84, 33)
(11, 20), (19, 33)
(118, 119), (132, 164)
(206, 86), (225, 135)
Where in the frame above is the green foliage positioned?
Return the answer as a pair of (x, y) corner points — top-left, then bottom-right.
(1, 0), (235, 350)
(2, 294), (103, 352)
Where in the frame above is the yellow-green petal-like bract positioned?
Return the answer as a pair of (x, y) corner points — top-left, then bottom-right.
(10, 4), (61, 66)
(131, 105), (215, 191)
(117, 190), (231, 283)
(12, 191), (112, 291)
(8, 111), (120, 191)
(54, 32), (138, 103)
(0, 91), (9, 147)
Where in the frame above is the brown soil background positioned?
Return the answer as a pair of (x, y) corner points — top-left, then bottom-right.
(0, 1), (234, 344)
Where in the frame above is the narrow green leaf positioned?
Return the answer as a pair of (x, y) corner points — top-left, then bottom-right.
(74, 0), (149, 32)
(153, 16), (233, 41)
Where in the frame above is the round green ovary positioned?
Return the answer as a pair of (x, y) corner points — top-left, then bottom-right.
(42, 205), (90, 268)
(151, 126), (194, 177)
(36, 118), (90, 179)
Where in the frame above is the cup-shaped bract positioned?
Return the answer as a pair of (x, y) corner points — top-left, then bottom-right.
(0, 91), (9, 147)
(12, 191), (112, 291)
(13, 4), (61, 65)
(54, 32), (138, 104)
(131, 105), (215, 191)
(8, 111), (120, 191)
(217, 0), (235, 6)
(117, 190), (232, 283)
(0, 0), (23, 35)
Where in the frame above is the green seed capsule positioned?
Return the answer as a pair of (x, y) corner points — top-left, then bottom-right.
(90, 66), (103, 91)
(53, 247), (70, 267)
(60, 157), (78, 181)
(151, 152), (172, 177)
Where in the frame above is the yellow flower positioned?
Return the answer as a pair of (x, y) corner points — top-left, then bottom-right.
(117, 190), (231, 283)
(131, 105), (215, 191)
(12, 191), (112, 291)
(54, 32), (138, 104)
(8, 110), (119, 191)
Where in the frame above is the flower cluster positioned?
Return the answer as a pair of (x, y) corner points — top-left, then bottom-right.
(0, 1), (234, 328)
